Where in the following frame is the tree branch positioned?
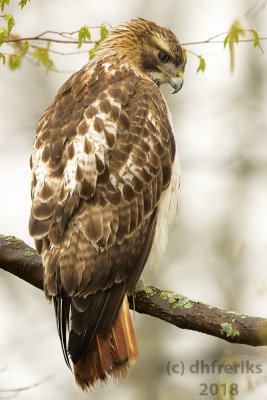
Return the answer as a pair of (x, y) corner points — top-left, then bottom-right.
(0, 235), (43, 290)
(3, 30), (267, 47)
(1, 24), (266, 73)
(0, 234), (267, 346)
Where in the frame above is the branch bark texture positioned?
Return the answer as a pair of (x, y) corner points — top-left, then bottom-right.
(1, 234), (267, 347)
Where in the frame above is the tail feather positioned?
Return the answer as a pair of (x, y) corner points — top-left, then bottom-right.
(96, 335), (113, 375)
(110, 310), (129, 368)
(73, 334), (112, 390)
(73, 296), (138, 391)
(119, 296), (138, 363)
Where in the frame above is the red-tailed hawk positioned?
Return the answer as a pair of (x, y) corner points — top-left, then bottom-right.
(29, 18), (185, 390)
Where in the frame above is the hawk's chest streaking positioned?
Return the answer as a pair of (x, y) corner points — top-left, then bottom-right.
(29, 18), (185, 391)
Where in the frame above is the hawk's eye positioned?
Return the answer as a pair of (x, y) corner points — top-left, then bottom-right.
(158, 51), (170, 63)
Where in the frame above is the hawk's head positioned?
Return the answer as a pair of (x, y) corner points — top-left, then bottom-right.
(95, 18), (186, 94)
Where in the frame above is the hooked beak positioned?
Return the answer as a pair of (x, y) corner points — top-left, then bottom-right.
(157, 65), (184, 94)
(169, 76), (183, 94)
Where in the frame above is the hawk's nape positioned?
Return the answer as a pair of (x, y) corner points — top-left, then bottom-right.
(29, 18), (185, 391)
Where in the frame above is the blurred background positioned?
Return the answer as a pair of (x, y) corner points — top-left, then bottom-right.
(0, 0), (267, 399)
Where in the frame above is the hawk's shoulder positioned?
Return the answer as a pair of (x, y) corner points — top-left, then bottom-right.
(29, 59), (176, 297)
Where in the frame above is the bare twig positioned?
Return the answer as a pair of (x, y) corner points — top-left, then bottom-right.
(0, 376), (52, 394)
(4, 36), (94, 45)
(29, 45), (90, 56)
(182, 38), (267, 46)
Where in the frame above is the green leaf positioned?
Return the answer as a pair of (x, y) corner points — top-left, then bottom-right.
(89, 43), (98, 60)
(0, 0), (9, 12)
(182, 47), (187, 63)
(18, 0), (30, 9)
(224, 19), (245, 72)
(228, 37), (235, 72)
(100, 24), (108, 41)
(197, 56), (206, 73)
(8, 52), (21, 70)
(223, 34), (229, 48)
(226, 19), (245, 47)
(33, 42), (54, 71)
(4, 13), (15, 37)
(0, 28), (7, 46)
(21, 40), (29, 55)
(231, 20), (245, 42)
(78, 25), (91, 49)
(0, 52), (6, 64)
(88, 25), (109, 60)
(252, 28), (260, 48)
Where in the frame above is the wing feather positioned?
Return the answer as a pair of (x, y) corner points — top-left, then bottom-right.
(29, 60), (175, 364)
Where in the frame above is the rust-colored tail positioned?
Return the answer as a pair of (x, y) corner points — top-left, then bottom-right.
(73, 296), (138, 391)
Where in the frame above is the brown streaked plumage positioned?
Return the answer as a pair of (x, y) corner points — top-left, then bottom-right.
(29, 18), (185, 390)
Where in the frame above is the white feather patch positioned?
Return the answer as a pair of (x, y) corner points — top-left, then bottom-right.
(145, 154), (180, 269)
